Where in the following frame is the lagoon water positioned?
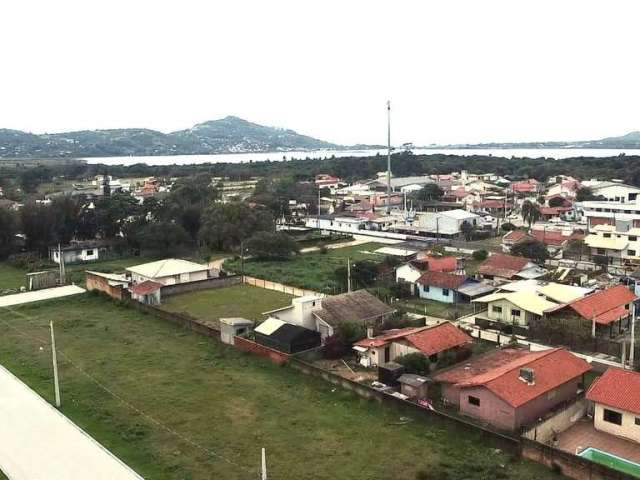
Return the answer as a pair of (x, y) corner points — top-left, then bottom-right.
(83, 147), (640, 166)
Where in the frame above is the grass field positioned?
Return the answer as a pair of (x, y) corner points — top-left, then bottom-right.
(397, 297), (474, 320)
(225, 242), (386, 293)
(0, 263), (27, 291)
(0, 295), (555, 480)
(161, 284), (292, 323)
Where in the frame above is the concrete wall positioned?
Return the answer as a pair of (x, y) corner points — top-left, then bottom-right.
(593, 403), (640, 444)
(234, 336), (290, 365)
(243, 275), (325, 298)
(523, 398), (587, 444)
(161, 276), (241, 297)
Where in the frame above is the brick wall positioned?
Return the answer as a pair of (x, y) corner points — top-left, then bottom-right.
(86, 273), (127, 300)
(233, 336), (290, 365)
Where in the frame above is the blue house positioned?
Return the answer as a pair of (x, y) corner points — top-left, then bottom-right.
(415, 271), (494, 304)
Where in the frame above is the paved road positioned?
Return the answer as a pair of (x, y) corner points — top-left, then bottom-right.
(0, 285), (85, 308)
(0, 365), (143, 480)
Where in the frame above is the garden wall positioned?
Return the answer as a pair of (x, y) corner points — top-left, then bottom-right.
(127, 301), (220, 338)
(161, 275), (241, 297)
(242, 275), (324, 298)
(523, 398), (587, 444)
(233, 336), (290, 365)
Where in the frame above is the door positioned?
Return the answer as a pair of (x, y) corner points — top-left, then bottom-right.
(384, 346), (390, 363)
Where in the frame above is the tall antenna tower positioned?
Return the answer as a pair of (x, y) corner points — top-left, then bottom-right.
(386, 100), (392, 214)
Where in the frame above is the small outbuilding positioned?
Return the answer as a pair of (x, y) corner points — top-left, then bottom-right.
(398, 374), (429, 400)
(130, 280), (163, 305)
(254, 318), (321, 354)
(219, 318), (253, 345)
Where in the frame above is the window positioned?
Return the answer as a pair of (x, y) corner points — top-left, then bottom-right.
(511, 309), (521, 317)
(603, 408), (623, 425)
(442, 288), (449, 296)
(468, 396), (480, 407)
(631, 236), (638, 242)
(492, 305), (502, 314)
(629, 250), (636, 257)
(424, 285), (430, 292)
(86, 249), (94, 256)
(603, 233), (611, 238)
(597, 248), (606, 255)
(635, 417), (640, 426)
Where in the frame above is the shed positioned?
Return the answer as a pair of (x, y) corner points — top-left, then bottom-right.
(219, 318), (253, 345)
(130, 280), (163, 305)
(378, 361), (405, 387)
(398, 374), (429, 400)
(254, 318), (321, 354)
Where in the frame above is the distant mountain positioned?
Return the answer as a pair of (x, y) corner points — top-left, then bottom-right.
(0, 116), (357, 158)
(430, 131), (640, 150)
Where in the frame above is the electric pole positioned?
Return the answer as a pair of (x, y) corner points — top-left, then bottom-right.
(240, 240), (244, 278)
(50, 321), (61, 408)
(347, 258), (352, 293)
(630, 301), (636, 368)
(261, 448), (267, 480)
(386, 100), (392, 215)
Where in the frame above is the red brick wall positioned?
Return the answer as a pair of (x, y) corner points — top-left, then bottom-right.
(86, 273), (125, 300)
(234, 336), (290, 365)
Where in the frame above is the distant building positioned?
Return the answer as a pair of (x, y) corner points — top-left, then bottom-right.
(49, 241), (111, 265)
(477, 253), (546, 283)
(126, 258), (210, 285)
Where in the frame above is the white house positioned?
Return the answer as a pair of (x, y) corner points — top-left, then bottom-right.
(587, 368), (640, 444)
(49, 242), (107, 265)
(414, 209), (481, 237)
(126, 258), (210, 285)
(581, 180), (640, 203)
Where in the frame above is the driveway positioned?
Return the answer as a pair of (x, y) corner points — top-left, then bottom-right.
(0, 285), (85, 308)
(0, 365), (143, 480)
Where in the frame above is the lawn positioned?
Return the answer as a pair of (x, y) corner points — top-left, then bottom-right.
(397, 297), (474, 320)
(161, 284), (292, 324)
(0, 295), (556, 480)
(0, 262), (27, 292)
(225, 242), (387, 293)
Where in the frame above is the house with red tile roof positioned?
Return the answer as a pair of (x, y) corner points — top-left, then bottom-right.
(587, 368), (640, 444)
(415, 271), (493, 303)
(477, 253), (542, 282)
(433, 347), (591, 431)
(545, 284), (637, 337)
(129, 280), (163, 305)
(502, 229), (583, 255)
(395, 255), (461, 294)
(353, 321), (472, 367)
(510, 179), (541, 196)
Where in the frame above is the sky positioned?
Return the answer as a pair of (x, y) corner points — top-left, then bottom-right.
(2, 0), (640, 146)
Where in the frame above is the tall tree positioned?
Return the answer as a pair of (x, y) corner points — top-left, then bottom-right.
(521, 200), (541, 229)
(0, 209), (18, 259)
(199, 202), (274, 251)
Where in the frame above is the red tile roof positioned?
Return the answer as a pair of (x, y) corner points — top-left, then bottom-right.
(530, 229), (572, 247)
(511, 179), (539, 193)
(415, 255), (458, 273)
(557, 285), (636, 325)
(478, 253), (531, 279)
(503, 230), (532, 245)
(416, 271), (467, 290)
(403, 322), (472, 356)
(434, 348), (590, 408)
(353, 327), (422, 348)
(130, 280), (163, 296)
(587, 368), (640, 415)
(478, 200), (512, 209)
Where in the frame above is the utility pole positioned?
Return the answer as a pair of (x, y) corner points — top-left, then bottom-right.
(240, 240), (244, 278)
(347, 258), (352, 293)
(386, 100), (392, 215)
(58, 244), (65, 285)
(50, 321), (61, 408)
(261, 448), (267, 480)
(317, 187), (321, 228)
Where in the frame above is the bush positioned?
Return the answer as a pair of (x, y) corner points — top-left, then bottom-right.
(246, 232), (300, 260)
(500, 222), (516, 231)
(472, 249), (488, 261)
(395, 353), (430, 375)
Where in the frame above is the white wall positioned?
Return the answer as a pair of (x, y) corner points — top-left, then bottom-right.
(593, 403), (640, 444)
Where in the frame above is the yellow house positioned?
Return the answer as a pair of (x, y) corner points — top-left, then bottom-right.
(587, 368), (640, 444)
(472, 291), (558, 326)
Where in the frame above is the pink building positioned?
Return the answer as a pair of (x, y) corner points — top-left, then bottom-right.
(433, 348), (590, 431)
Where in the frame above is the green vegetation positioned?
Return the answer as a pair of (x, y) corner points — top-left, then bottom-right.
(225, 242), (385, 293)
(0, 262), (26, 291)
(396, 297), (473, 320)
(0, 295), (555, 480)
(161, 284), (292, 323)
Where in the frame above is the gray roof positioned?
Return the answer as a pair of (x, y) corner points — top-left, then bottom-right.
(457, 281), (496, 298)
(313, 290), (395, 327)
(398, 374), (429, 388)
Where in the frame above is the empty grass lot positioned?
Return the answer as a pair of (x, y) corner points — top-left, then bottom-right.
(161, 284), (292, 323)
(225, 242), (386, 293)
(0, 295), (556, 480)
(0, 262), (27, 291)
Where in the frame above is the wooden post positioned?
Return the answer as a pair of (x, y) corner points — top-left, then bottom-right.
(50, 321), (61, 408)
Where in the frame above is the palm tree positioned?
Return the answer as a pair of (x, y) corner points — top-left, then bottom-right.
(522, 200), (541, 229)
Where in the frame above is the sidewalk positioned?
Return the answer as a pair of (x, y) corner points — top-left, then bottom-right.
(0, 285), (85, 308)
(0, 365), (143, 480)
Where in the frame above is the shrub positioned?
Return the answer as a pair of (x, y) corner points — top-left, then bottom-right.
(472, 249), (488, 261)
(500, 222), (516, 231)
(395, 353), (430, 375)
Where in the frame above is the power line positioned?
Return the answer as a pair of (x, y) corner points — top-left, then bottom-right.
(0, 308), (259, 478)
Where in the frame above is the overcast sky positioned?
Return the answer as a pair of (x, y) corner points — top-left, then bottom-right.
(2, 1), (639, 146)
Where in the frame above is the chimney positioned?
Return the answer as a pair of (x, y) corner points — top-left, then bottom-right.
(519, 367), (535, 384)
(367, 326), (374, 339)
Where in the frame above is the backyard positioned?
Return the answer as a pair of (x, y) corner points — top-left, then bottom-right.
(397, 297), (474, 320)
(161, 284), (292, 324)
(0, 295), (556, 480)
(0, 262), (27, 292)
(225, 242), (387, 293)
